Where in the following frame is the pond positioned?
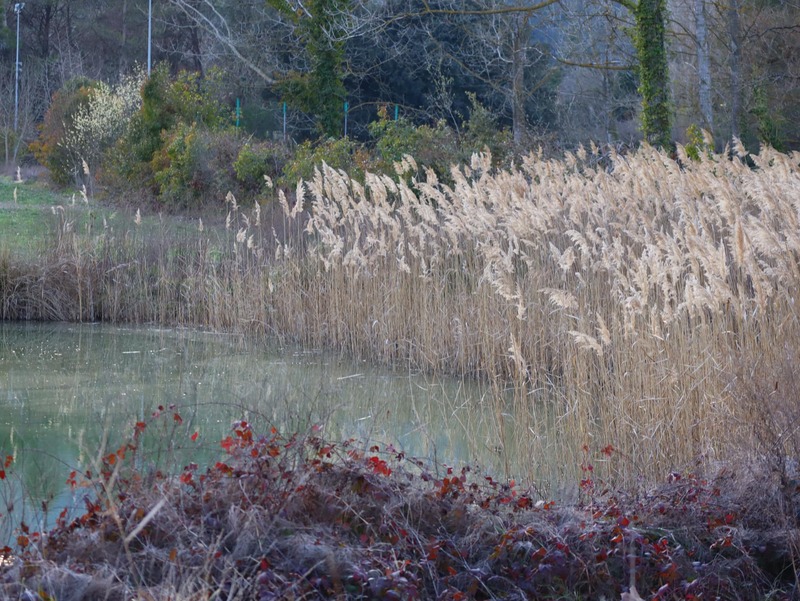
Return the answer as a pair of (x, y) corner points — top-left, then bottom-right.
(0, 322), (565, 543)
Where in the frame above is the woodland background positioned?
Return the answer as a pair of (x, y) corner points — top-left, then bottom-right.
(0, 0), (796, 201)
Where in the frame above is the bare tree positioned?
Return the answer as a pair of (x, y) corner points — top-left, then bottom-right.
(0, 62), (52, 164)
(165, 0), (287, 84)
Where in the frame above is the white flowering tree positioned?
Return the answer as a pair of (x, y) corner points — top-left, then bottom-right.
(58, 68), (146, 188)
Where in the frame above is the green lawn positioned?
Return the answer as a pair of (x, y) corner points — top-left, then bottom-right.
(0, 177), (72, 252)
(0, 175), (229, 257)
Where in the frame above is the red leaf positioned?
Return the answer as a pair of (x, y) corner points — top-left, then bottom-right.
(16, 535), (28, 549)
(190, 431), (199, 442)
(220, 436), (235, 452)
(180, 472), (193, 485)
(3, 455), (12, 468)
(618, 516), (630, 528)
(215, 462), (233, 476)
(601, 444), (615, 456)
(134, 421), (147, 433)
(367, 456), (391, 476)
(173, 413), (183, 424)
(0, 470), (5, 480)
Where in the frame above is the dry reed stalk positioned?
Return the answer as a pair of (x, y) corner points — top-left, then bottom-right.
(3, 145), (799, 488)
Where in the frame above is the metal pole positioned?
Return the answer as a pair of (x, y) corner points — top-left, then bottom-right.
(147, 0), (152, 75)
(14, 3), (24, 133)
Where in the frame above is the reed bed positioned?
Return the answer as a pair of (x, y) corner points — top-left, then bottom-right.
(2, 143), (800, 489)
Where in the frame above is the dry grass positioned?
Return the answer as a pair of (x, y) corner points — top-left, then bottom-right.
(2, 143), (800, 490)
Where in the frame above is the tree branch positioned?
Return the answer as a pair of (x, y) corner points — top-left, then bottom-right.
(555, 57), (634, 70)
(167, 0), (276, 84)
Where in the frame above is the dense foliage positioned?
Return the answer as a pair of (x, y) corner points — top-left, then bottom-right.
(27, 64), (519, 206)
(1, 0), (797, 169)
(28, 78), (102, 186)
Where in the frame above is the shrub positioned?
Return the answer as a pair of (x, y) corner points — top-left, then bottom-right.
(280, 137), (368, 188)
(104, 64), (233, 197)
(368, 108), (460, 180)
(151, 123), (243, 207)
(684, 124), (714, 161)
(29, 78), (101, 186)
(461, 93), (512, 167)
(60, 69), (146, 186)
(233, 140), (290, 193)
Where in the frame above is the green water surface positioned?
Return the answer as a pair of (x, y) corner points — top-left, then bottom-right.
(0, 322), (535, 543)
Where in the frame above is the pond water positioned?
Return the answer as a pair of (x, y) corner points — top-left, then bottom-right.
(0, 322), (565, 543)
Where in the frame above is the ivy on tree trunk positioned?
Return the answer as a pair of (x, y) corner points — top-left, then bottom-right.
(269, 0), (349, 138)
(632, 0), (672, 148)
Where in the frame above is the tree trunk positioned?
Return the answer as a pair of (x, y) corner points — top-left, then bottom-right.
(511, 13), (530, 147)
(694, 0), (713, 137)
(188, 0), (204, 76)
(728, 0), (742, 139)
(39, 5), (53, 58)
(120, 0), (128, 70)
(633, 0), (672, 147)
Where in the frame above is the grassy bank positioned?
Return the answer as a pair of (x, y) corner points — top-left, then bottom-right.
(1, 418), (798, 600)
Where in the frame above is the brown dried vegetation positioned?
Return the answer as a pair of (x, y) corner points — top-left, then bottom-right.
(2, 417), (799, 600)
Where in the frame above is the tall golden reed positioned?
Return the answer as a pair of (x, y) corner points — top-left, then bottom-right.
(2, 142), (799, 488)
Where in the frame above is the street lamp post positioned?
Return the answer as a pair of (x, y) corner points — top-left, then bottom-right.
(147, 0), (152, 75)
(14, 3), (24, 133)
